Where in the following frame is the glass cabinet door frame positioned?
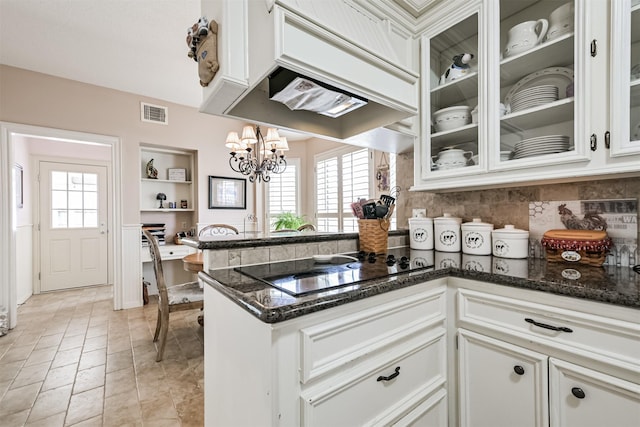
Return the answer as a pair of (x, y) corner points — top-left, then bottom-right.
(610, 0), (640, 157)
(488, 0), (592, 173)
(418, 0), (486, 182)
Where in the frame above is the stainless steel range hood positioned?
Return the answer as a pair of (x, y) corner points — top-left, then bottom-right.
(200, 0), (419, 151)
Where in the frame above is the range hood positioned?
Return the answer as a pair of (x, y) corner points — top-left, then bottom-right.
(200, 0), (420, 152)
(268, 68), (368, 118)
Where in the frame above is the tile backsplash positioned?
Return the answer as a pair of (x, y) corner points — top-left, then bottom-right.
(396, 151), (640, 245)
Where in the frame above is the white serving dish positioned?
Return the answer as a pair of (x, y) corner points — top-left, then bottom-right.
(491, 225), (529, 259)
(461, 218), (494, 255)
(433, 106), (471, 132)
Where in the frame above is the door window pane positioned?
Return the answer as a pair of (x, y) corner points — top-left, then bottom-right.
(50, 171), (100, 228)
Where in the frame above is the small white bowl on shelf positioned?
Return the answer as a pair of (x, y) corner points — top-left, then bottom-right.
(433, 106), (471, 132)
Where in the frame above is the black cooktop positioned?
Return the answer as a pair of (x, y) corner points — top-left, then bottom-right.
(235, 248), (434, 297)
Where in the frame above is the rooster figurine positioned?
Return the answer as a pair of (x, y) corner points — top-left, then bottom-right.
(558, 204), (608, 231)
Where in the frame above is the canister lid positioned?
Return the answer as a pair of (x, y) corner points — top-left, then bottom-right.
(461, 218), (494, 230)
(409, 217), (433, 224)
(434, 213), (462, 224)
(492, 224), (529, 238)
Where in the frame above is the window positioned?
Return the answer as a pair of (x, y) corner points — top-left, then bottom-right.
(268, 158), (300, 224)
(389, 152), (397, 229)
(50, 171), (98, 228)
(316, 147), (371, 232)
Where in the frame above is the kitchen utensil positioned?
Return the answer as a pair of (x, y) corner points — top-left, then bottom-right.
(433, 106), (471, 132)
(504, 19), (549, 58)
(362, 202), (378, 219)
(375, 205), (389, 218)
(351, 202), (364, 219)
(385, 204), (395, 219)
(312, 254), (360, 264)
(380, 194), (395, 206)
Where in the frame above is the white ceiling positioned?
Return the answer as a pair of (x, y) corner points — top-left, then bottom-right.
(0, 0), (204, 108)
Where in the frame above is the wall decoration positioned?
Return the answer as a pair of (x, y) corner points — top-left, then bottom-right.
(529, 198), (637, 266)
(168, 168), (187, 181)
(14, 163), (23, 208)
(376, 153), (390, 191)
(208, 176), (246, 209)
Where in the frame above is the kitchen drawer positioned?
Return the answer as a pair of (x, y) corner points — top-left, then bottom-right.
(299, 286), (446, 383)
(300, 330), (446, 427)
(457, 288), (640, 369)
(140, 244), (194, 263)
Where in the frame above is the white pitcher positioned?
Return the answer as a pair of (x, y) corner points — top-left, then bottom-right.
(504, 19), (549, 58)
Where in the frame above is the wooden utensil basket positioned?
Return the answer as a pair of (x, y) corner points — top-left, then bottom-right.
(541, 229), (612, 266)
(358, 219), (390, 253)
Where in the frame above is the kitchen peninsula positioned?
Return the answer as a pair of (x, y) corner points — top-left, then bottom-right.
(195, 230), (639, 426)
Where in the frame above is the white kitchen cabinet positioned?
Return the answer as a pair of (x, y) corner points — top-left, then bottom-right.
(413, 0), (640, 191)
(549, 357), (640, 427)
(453, 280), (640, 427)
(203, 279), (448, 427)
(458, 329), (640, 427)
(458, 329), (549, 427)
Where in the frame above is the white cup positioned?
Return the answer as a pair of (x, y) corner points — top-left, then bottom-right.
(504, 19), (549, 57)
(547, 2), (574, 41)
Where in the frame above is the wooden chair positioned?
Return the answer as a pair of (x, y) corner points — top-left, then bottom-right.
(143, 229), (204, 362)
(297, 223), (316, 232)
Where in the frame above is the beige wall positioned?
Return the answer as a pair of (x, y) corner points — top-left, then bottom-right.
(0, 65), (348, 234)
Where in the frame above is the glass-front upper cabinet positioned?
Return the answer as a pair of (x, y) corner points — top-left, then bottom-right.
(421, 6), (481, 179)
(495, 0), (581, 169)
(610, 0), (640, 156)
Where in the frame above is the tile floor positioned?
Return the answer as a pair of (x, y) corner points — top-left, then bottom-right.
(0, 286), (204, 426)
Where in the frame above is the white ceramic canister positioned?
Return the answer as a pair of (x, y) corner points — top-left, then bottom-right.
(408, 217), (434, 250)
(491, 225), (530, 259)
(461, 218), (494, 255)
(434, 213), (462, 252)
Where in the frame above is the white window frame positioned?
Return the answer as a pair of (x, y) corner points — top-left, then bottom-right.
(314, 146), (373, 232)
(266, 158), (301, 224)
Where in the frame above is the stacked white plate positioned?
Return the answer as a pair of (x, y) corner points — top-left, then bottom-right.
(513, 135), (571, 159)
(510, 85), (559, 113)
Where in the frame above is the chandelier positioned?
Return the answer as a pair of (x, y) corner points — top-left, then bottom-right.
(225, 125), (288, 183)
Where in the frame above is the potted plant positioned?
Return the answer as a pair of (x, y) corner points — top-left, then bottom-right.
(273, 212), (306, 230)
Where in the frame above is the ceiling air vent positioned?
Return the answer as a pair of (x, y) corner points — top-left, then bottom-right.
(140, 102), (168, 125)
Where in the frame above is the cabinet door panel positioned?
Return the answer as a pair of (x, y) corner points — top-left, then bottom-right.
(549, 358), (640, 427)
(458, 329), (548, 427)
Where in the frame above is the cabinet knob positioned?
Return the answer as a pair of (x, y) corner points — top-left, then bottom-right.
(169, 251), (174, 255)
(514, 365), (525, 375)
(571, 387), (586, 399)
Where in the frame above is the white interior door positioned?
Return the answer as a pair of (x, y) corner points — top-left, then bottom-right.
(39, 161), (108, 291)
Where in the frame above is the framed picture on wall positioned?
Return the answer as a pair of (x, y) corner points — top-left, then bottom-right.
(208, 176), (246, 209)
(14, 164), (23, 208)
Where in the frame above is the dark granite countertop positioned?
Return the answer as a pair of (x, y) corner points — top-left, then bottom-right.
(199, 252), (640, 323)
(182, 230), (407, 250)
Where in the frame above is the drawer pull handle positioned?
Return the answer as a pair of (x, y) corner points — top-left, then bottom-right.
(377, 366), (400, 382)
(514, 365), (525, 375)
(525, 318), (573, 333)
(571, 387), (586, 399)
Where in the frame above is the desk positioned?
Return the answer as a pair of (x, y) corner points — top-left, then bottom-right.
(141, 244), (197, 295)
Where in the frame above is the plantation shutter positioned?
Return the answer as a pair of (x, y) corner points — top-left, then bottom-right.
(341, 149), (370, 232)
(269, 161), (298, 215)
